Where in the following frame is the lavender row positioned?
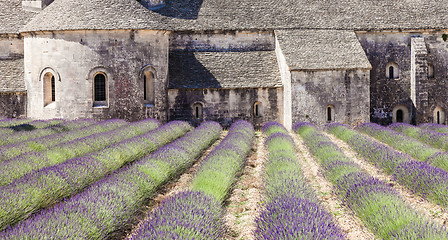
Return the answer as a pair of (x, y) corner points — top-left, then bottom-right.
(295, 122), (448, 239)
(0, 119), (65, 135)
(131, 120), (253, 239)
(255, 122), (345, 239)
(420, 123), (448, 134)
(0, 119), (125, 161)
(0, 118), (159, 186)
(0, 118), (95, 147)
(327, 123), (448, 208)
(0, 121), (192, 232)
(358, 123), (448, 172)
(0, 121), (220, 239)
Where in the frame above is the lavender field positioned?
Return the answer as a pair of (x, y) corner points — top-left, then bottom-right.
(1, 118), (448, 239)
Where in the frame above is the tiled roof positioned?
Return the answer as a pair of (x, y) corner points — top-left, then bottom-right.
(275, 29), (371, 70)
(168, 51), (282, 89)
(0, 0), (37, 34)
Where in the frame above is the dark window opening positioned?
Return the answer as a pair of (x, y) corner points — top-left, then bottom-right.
(195, 106), (199, 118)
(51, 76), (55, 102)
(389, 66), (394, 79)
(255, 104), (259, 117)
(437, 111), (441, 124)
(94, 73), (106, 102)
(397, 109), (404, 123)
(327, 107), (332, 121)
(143, 75), (147, 101)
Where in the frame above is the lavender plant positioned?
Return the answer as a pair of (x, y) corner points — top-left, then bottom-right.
(420, 123), (448, 134)
(0, 118), (158, 186)
(255, 122), (345, 240)
(0, 121), (192, 232)
(0, 119), (123, 161)
(0, 119), (66, 135)
(327, 122), (448, 208)
(131, 121), (252, 239)
(296, 122), (448, 239)
(0, 118), (32, 128)
(0, 122), (219, 238)
(358, 123), (448, 171)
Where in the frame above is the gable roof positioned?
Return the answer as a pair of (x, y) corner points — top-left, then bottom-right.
(0, 59), (25, 92)
(21, 0), (170, 32)
(0, 0), (37, 34)
(275, 29), (371, 71)
(168, 51), (281, 89)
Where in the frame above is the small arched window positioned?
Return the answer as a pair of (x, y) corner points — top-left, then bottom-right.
(94, 73), (107, 106)
(254, 102), (262, 117)
(433, 107), (445, 124)
(428, 63), (434, 78)
(327, 105), (335, 122)
(386, 62), (399, 79)
(396, 109), (404, 123)
(43, 72), (55, 106)
(193, 103), (203, 119)
(143, 71), (155, 105)
(393, 105), (409, 123)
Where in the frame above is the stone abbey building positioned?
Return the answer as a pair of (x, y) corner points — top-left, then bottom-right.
(2, 0), (448, 128)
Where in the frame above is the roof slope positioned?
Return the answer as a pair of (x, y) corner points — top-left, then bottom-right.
(169, 51), (281, 89)
(0, 0), (37, 34)
(276, 30), (371, 71)
(0, 59), (25, 92)
(21, 0), (170, 32)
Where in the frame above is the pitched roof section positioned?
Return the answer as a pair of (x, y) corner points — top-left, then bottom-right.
(21, 0), (170, 32)
(0, 59), (25, 92)
(168, 51), (281, 89)
(275, 30), (371, 71)
(0, 0), (38, 34)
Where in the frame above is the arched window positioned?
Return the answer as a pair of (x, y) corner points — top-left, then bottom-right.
(254, 102), (262, 117)
(193, 102), (203, 119)
(43, 72), (55, 106)
(327, 105), (335, 122)
(433, 107), (445, 124)
(396, 109), (404, 123)
(94, 73), (107, 106)
(393, 105), (410, 123)
(386, 62), (399, 79)
(428, 63), (434, 78)
(143, 71), (155, 105)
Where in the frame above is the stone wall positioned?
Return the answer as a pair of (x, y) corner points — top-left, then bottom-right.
(168, 87), (282, 128)
(0, 34), (23, 59)
(0, 92), (26, 118)
(23, 29), (169, 121)
(290, 69), (370, 126)
(170, 30), (274, 51)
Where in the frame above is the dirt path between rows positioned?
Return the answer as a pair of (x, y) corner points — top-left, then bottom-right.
(125, 130), (228, 239)
(291, 132), (377, 240)
(224, 132), (267, 240)
(324, 131), (448, 226)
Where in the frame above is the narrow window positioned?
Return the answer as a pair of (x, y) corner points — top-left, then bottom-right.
(389, 66), (394, 79)
(396, 109), (404, 123)
(253, 102), (262, 117)
(94, 73), (106, 102)
(193, 103), (203, 119)
(428, 63), (434, 78)
(143, 72), (155, 104)
(327, 107), (332, 121)
(437, 111), (441, 124)
(44, 72), (55, 106)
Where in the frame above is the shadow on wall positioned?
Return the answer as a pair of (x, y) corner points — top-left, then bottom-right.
(169, 51), (221, 89)
(152, 0), (204, 19)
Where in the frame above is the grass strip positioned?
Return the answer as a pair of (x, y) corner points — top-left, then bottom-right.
(0, 119), (124, 161)
(296, 122), (448, 240)
(0, 121), (192, 233)
(357, 123), (448, 171)
(420, 123), (448, 134)
(131, 120), (254, 239)
(327, 123), (448, 208)
(0, 119), (67, 135)
(0, 118), (32, 128)
(0, 118), (157, 186)
(255, 122), (345, 239)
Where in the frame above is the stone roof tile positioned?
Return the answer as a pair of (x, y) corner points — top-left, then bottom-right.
(0, 58), (25, 92)
(275, 29), (372, 70)
(0, 0), (37, 34)
(168, 51), (281, 89)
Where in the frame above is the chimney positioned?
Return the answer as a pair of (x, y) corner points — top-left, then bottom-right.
(22, 0), (54, 12)
(139, 0), (166, 10)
